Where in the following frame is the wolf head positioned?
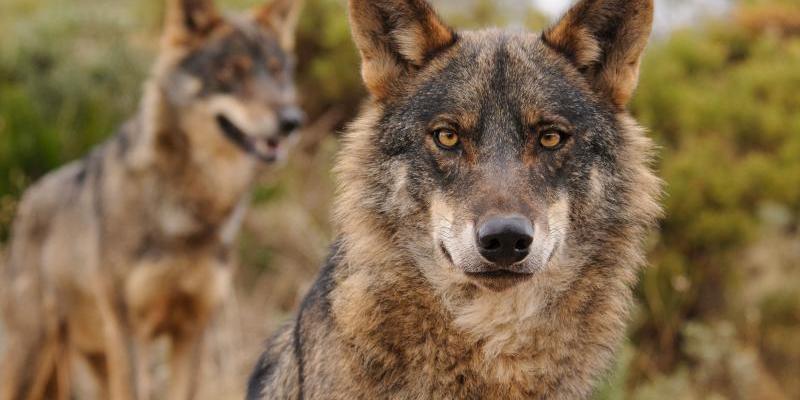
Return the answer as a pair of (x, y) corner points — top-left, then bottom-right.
(145, 0), (304, 165)
(338, 0), (661, 293)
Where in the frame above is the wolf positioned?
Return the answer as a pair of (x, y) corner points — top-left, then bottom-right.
(247, 0), (661, 398)
(0, 0), (303, 399)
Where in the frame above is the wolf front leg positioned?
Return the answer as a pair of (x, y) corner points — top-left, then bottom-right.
(96, 285), (136, 400)
(167, 329), (204, 400)
(27, 332), (72, 400)
(0, 331), (53, 400)
(134, 335), (152, 400)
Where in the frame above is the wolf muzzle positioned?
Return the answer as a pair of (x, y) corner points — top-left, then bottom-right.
(216, 106), (303, 163)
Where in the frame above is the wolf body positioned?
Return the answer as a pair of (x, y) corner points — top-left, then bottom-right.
(0, 1), (302, 399)
(248, 0), (661, 399)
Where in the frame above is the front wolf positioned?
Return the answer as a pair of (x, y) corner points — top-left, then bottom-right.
(0, 0), (302, 399)
(247, 0), (661, 399)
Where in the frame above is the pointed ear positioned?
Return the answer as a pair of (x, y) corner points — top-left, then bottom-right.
(164, 0), (223, 45)
(542, 0), (654, 109)
(348, 0), (457, 100)
(255, 0), (304, 50)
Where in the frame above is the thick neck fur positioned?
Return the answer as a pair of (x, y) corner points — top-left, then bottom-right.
(328, 106), (661, 398)
(110, 58), (258, 243)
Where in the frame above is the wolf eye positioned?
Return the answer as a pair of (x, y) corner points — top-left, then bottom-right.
(267, 57), (283, 74)
(434, 128), (460, 150)
(219, 57), (253, 82)
(539, 130), (565, 150)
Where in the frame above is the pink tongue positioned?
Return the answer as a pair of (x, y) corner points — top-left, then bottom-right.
(255, 138), (281, 155)
(255, 140), (272, 155)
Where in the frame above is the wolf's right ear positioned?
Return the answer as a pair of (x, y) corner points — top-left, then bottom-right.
(348, 0), (457, 100)
(255, 0), (304, 50)
(543, 0), (654, 110)
(164, 0), (222, 45)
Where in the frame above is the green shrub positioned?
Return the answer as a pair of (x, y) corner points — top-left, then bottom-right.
(629, 5), (800, 397)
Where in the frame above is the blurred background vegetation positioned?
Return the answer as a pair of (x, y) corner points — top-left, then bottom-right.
(0, 0), (798, 398)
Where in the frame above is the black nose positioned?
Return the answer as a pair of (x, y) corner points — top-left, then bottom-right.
(476, 216), (534, 266)
(278, 107), (304, 136)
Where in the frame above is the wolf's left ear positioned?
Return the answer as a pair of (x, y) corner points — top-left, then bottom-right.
(349, 0), (457, 100)
(164, 0), (222, 44)
(543, 0), (654, 110)
(255, 0), (304, 50)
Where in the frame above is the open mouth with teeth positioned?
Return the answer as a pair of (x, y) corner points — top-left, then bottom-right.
(216, 114), (282, 163)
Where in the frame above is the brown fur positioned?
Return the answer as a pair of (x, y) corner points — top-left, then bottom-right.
(542, 0), (654, 109)
(348, 0), (457, 100)
(248, 0), (660, 398)
(0, 1), (302, 399)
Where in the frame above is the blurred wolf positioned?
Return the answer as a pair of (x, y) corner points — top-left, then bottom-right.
(247, 0), (661, 398)
(0, 0), (303, 399)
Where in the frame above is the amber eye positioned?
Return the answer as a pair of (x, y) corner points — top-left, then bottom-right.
(267, 57), (283, 74)
(539, 130), (565, 149)
(434, 128), (460, 150)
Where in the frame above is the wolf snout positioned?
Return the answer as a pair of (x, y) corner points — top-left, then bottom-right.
(476, 215), (534, 266)
(277, 106), (304, 137)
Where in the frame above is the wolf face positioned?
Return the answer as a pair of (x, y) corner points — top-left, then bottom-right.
(341, 0), (659, 293)
(153, 0), (303, 164)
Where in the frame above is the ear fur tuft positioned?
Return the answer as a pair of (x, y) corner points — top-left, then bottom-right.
(543, 0), (654, 109)
(348, 0), (457, 100)
(255, 0), (304, 50)
(164, 0), (223, 45)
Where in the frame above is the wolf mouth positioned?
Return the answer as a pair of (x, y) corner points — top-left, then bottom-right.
(466, 270), (534, 279)
(216, 114), (281, 163)
(439, 241), (535, 290)
(465, 269), (534, 291)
